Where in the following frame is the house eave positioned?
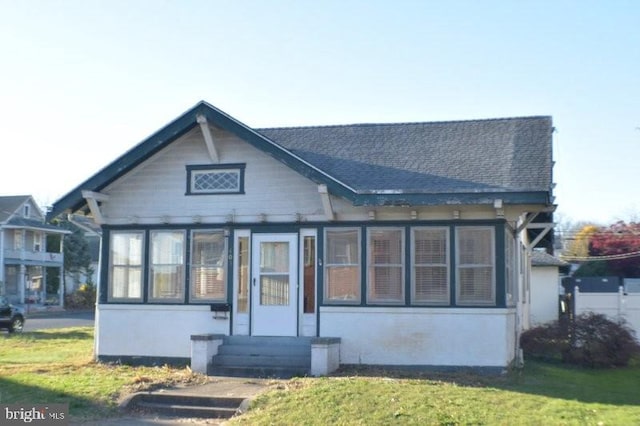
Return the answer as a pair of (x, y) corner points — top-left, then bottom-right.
(352, 191), (551, 207)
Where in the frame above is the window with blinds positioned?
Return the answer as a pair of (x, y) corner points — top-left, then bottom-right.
(109, 231), (144, 302)
(412, 227), (449, 304)
(324, 228), (361, 303)
(191, 230), (227, 302)
(456, 227), (495, 305)
(367, 228), (404, 303)
(149, 230), (185, 302)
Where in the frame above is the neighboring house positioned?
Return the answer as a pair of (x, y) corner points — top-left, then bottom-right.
(64, 214), (101, 293)
(0, 195), (70, 305)
(47, 101), (555, 371)
(530, 250), (568, 325)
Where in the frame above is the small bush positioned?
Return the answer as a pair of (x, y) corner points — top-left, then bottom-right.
(521, 313), (640, 368)
(520, 320), (569, 362)
(566, 312), (640, 368)
(64, 284), (96, 310)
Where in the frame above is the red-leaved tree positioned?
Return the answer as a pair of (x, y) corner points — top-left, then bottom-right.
(589, 221), (640, 277)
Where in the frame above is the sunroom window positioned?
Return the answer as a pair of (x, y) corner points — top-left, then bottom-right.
(149, 231), (185, 302)
(191, 230), (227, 302)
(367, 228), (404, 303)
(109, 231), (144, 302)
(412, 227), (449, 305)
(456, 227), (495, 305)
(324, 228), (360, 303)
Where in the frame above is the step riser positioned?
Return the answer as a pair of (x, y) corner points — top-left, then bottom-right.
(135, 402), (236, 419)
(209, 366), (309, 379)
(135, 394), (244, 408)
(213, 354), (310, 368)
(219, 345), (310, 356)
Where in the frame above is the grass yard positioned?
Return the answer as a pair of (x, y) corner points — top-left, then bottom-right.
(1, 327), (639, 425)
(232, 362), (640, 425)
(0, 327), (208, 420)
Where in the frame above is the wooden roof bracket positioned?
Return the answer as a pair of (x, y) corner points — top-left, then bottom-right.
(526, 222), (555, 252)
(196, 114), (219, 163)
(81, 190), (109, 225)
(318, 184), (335, 221)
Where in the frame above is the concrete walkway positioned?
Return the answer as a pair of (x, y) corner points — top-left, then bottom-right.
(70, 377), (273, 425)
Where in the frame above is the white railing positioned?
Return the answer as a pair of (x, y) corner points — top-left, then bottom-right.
(3, 249), (64, 263)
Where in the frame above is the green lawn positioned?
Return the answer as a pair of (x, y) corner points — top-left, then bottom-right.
(232, 362), (640, 425)
(0, 327), (208, 420)
(2, 328), (639, 424)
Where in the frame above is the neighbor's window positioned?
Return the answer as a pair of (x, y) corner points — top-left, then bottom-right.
(367, 228), (404, 304)
(149, 230), (185, 302)
(186, 164), (246, 195)
(109, 231), (144, 302)
(412, 227), (449, 305)
(191, 230), (226, 302)
(456, 227), (495, 305)
(324, 228), (361, 303)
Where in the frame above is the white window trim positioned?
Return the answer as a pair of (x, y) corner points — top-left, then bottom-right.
(411, 226), (450, 305)
(148, 230), (186, 303)
(324, 227), (361, 304)
(189, 229), (228, 303)
(366, 227), (405, 304)
(108, 230), (145, 303)
(455, 226), (496, 306)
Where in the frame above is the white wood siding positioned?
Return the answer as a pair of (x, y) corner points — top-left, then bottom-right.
(100, 127), (325, 224)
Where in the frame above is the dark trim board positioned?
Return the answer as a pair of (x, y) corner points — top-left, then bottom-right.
(98, 355), (190, 368)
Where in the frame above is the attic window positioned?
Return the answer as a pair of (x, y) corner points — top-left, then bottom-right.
(24, 205), (30, 217)
(186, 164), (246, 195)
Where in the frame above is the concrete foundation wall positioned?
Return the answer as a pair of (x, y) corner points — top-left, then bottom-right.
(320, 306), (516, 367)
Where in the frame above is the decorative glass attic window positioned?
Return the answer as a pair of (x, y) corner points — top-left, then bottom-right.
(186, 164), (246, 195)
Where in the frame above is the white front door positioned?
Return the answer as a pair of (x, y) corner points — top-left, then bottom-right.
(251, 233), (298, 336)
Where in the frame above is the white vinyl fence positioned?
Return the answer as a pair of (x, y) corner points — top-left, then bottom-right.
(574, 286), (640, 340)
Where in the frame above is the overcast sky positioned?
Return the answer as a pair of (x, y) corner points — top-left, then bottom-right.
(0, 0), (638, 225)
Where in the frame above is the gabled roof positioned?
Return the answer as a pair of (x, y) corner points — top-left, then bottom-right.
(0, 195), (32, 223)
(531, 250), (568, 267)
(47, 101), (554, 220)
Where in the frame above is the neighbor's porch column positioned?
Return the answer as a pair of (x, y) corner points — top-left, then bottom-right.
(19, 264), (26, 304)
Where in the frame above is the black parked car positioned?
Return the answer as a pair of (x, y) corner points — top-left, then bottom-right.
(0, 296), (25, 333)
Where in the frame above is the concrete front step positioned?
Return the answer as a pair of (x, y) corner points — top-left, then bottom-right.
(127, 393), (245, 419)
(211, 336), (314, 378)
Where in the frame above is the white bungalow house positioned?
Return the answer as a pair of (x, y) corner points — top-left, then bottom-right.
(47, 101), (555, 374)
(1, 195), (69, 306)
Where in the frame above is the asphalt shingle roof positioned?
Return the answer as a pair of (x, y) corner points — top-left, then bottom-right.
(531, 250), (568, 267)
(259, 116), (553, 194)
(0, 195), (30, 223)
